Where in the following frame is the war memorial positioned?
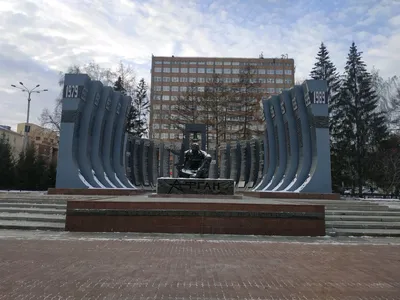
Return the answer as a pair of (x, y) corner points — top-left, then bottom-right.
(49, 73), (336, 236)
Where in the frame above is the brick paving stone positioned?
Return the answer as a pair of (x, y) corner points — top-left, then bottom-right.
(0, 237), (399, 299)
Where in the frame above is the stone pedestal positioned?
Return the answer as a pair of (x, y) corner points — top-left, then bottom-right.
(157, 177), (235, 195)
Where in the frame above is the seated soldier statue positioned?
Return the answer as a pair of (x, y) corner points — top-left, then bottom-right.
(176, 139), (212, 178)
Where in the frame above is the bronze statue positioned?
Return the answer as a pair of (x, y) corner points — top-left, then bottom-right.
(176, 139), (212, 178)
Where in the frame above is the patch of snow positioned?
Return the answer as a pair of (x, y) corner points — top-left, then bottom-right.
(104, 173), (117, 188)
(92, 170), (106, 188)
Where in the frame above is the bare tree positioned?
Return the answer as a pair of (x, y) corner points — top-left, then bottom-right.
(169, 83), (204, 138)
(203, 74), (230, 149)
(232, 65), (264, 140)
(39, 61), (135, 133)
(371, 68), (400, 132)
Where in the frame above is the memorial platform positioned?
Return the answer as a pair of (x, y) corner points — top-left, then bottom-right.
(48, 188), (146, 196)
(243, 191), (341, 200)
(65, 194), (325, 236)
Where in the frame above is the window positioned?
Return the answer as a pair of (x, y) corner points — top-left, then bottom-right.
(35, 136), (41, 141)
(267, 69), (274, 74)
(163, 77), (170, 82)
(259, 79), (266, 84)
(161, 133), (168, 139)
(223, 61), (231, 65)
(206, 68), (214, 73)
(162, 104), (169, 110)
(285, 79), (292, 84)
(267, 88), (275, 93)
(154, 95), (161, 100)
(232, 62), (240, 65)
(215, 61), (222, 65)
(276, 78), (283, 84)
(163, 86), (170, 91)
(198, 86), (205, 92)
(224, 69), (231, 74)
(153, 123), (160, 129)
(215, 68), (222, 74)
(232, 69), (239, 74)
(284, 69), (292, 75)
(172, 77), (179, 82)
(276, 69), (283, 75)
(180, 77), (188, 82)
(181, 68), (188, 73)
(232, 78), (240, 83)
(171, 68), (179, 73)
(171, 86), (179, 92)
(153, 133), (160, 139)
(189, 68), (197, 73)
(180, 86), (187, 92)
(207, 61), (214, 65)
(154, 77), (162, 82)
(153, 113), (160, 119)
(267, 78), (274, 83)
(258, 69), (266, 75)
(198, 68), (205, 73)
(163, 61), (171, 64)
(162, 95), (170, 100)
(276, 88), (283, 93)
(155, 86), (162, 91)
(163, 67), (170, 73)
(198, 61), (205, 65)
(154, 67), (162, 72)
(225, 78), (232, 83)
(153, 105), (161, 110)
(189, 77), (196, 83)
(189, 61), (197, 65)
(171, 96), (178, 101)
(198, 77), (205, 83)
(154, 61), (162, 65)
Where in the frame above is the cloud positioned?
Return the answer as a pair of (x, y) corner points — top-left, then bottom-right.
(0, 0), (399, 130)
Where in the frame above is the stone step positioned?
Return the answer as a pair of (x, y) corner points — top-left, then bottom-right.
(325, 205), (393, 211)
(328, 228), (400, 237)
(326, 215), (400, 222)
(0, 203), (67, 209)
(326, 221), (400, 230)
(0, 220), (65, 231)
(0, 213), (65, 223)
(0, 198), (68, 204)
(0, 207), (66, 215)
(326, 210), (400, 216)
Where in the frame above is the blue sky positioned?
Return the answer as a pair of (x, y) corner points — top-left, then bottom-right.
(0, 0), (399, 130)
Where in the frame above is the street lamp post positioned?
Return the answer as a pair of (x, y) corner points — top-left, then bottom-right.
(11, 82), (48, 152)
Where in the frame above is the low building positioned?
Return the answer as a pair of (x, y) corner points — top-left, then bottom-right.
(0, 125), (24, 160)
(16, 123), (59, 163)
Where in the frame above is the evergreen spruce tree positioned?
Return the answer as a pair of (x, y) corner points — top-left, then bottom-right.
(0, 133), (15, 190)
(128, 78), (149, 137)
(113, 76), (126, 95)
(332, 42), (388, 195)
(15, 143), (38, 190)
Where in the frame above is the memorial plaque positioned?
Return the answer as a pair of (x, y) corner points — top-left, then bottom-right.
(229, 143), (238, 183)
(157, 178), (235, 195)
(284, 121), (291, 156)
(313, 91), (326, 104)
(133, 139), (142, 186)
(238, 141), (248, 188)
(142, 140), (150, 186)
(274, 125), (279, 165)
(296, 117), (303, 148)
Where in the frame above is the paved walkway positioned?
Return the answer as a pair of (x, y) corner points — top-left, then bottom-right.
(0, 231), (399, 299)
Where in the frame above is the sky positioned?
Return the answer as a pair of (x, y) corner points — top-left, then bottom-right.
(0, 0), (399, 131)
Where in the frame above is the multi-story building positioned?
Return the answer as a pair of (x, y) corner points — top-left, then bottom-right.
(16, 123), (59, 162)
(0, 125), (24, 159)
(149, 55), (295, 145)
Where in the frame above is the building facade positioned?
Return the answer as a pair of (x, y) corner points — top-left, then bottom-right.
(0, 125), (24, 160)
(149, 55), (295, 145)
(16, 123), (59, 162)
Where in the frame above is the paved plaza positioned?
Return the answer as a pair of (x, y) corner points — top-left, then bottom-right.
(0, 231), (399, 299)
